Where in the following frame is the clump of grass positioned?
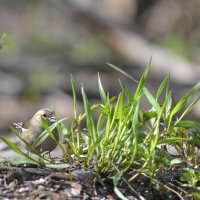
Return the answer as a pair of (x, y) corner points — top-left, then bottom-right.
(1, 62), (200, 199)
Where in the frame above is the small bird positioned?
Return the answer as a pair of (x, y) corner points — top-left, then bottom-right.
(14, 108), (59, 155)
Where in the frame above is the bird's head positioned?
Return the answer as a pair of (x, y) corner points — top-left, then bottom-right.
(32, 108), (56, 125)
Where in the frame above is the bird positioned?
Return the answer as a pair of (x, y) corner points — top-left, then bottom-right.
(14, 108), (59, 155)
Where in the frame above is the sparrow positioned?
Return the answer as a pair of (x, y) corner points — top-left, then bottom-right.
(14, 108), (59, 155)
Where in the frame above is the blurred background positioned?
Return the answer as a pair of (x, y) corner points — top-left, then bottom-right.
(0, 0), (200, 135)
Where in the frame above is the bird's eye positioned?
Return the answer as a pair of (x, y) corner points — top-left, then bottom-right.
(43, 114), (47, 118)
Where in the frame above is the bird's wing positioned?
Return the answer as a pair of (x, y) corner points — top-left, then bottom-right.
(22, 119), (31, 129)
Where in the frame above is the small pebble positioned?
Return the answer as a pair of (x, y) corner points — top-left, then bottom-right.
(18, 187), (30, 193)
(38, 185), (45, 190)
(32, 178), (46, 185)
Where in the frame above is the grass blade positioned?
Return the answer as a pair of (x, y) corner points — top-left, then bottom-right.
(169, 82), (200, 124)
(98, 73), (107, 104)
(175, 120), (200, 129)
(144, 87), (161, 113)
(0, 136), (38, 163)
(81, 86), (97, 144)
(156, 75), (170, 100)
(71, 74), (77, 119)
(107, 63), (138, 83)
(135, 62), (150, 100)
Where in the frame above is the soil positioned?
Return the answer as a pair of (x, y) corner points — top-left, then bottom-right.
(0, 163), (189, 200)
(0, 163), (114, 200)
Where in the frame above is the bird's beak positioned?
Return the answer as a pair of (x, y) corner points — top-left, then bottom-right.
(49, 115), (56, 123)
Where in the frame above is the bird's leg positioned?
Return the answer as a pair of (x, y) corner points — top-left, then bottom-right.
(48, 152), (52, 159)
(41, 151), (52, 160)
(26, 150), (31, 157)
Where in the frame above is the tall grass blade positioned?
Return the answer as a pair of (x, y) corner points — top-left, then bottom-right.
(119, 80), (134, 102)
(71, 74), (77, 119)
(175, 120), (200, 129)
(156, 75), (170, 100)
(125, 102), (140, 171)
(113, 171), (129, 200)
(135, 62), (150, 100)
(0, 136), (38, 163)
(144, 87), (161, 113)
(107, 63), (138, 83)
(169, 82), (200, 124)
(174, 97), (200, 127)
(9, 125), (37, 154)
(34, 118), (66, 147)
(150, 101), (166, 152)
(98, 73), (107, 104)
(110, 93), (124, 128)
(81, 86), (97, 144)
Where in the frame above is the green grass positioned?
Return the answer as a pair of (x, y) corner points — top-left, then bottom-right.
(1, 63), (200, 199)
